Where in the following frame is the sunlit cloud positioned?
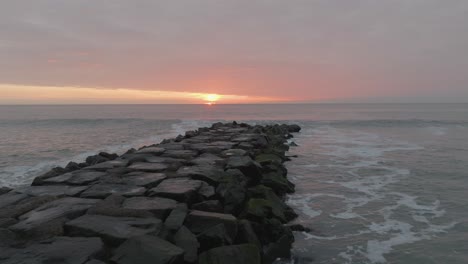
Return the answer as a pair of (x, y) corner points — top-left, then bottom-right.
(0, 84), (285, 104)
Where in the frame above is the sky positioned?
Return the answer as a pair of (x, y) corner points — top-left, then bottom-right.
(1, 0), (467, 104)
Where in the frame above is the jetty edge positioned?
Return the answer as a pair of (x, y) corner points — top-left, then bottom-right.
(0, 122), (303, 264)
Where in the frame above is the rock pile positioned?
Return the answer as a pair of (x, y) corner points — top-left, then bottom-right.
(0, 122), (301, 264)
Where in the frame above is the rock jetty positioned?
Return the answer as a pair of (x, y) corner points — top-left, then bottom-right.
(0, 122), (302, 264)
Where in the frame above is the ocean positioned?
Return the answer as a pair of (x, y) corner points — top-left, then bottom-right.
(1, 103), (467, 263)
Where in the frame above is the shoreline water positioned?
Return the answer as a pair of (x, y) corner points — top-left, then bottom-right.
(0, 122), (303, 264)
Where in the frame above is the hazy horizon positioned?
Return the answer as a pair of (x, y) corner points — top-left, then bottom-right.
(1, 1), (468, 104)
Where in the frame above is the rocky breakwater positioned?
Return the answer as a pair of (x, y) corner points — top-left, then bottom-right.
(0, 122), (302, 264)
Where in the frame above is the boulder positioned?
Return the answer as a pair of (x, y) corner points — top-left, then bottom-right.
(0, 192), (29, 209)
(185, 210), (237, 239)
(237, 220), (261, 249)
(198, 182), (216, 199)
(65, 214), (162, 246)
(80, 184), (146, 199)
(87, 194), (153, 218)
(136, 147), (166, 155)
(0, 187), (11, 195)
(255, 154), (283, 165)
(31, 166), (68, 185)
(128, 162), (169, 172)
(0, 195), (56, 219)
(197, 224), (233, 251)
(188, 141), (235, 154)
(287, 124), (301, 132)
(162, 150), (198, 159)
(221, 149), (247, 157)
(190, 153), (225, 167)
(122, 172), (167, 187)
(10, 197), (99, 238)
(164, 203), (188, 231)
(198, 244), (261, 264)
(122, 197), (178, 219)
(84, 160), (129, 171)
(191, 200), (223, 213)
(225, 156), (262, 183)
(176, 165), (224, 186)
(173, 226), (199, 263)
(261, 171), (295, 195)
(148, 178), (203, 203)
(216, 169), (248, 215)
(14, 185), (89, 197)
(111, 235), (184, 264)
(42, 170), (105, 185)
(0, 236), (104, 264)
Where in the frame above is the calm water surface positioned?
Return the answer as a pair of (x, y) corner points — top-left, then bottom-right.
(1, 103), (467, 263)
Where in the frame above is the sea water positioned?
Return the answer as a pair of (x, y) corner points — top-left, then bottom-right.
(1, 103), (467, 263)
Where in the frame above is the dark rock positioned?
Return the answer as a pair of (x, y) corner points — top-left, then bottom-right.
(10, 197), (99, 238)
(226, 156), (262, 183)
(221, 149), (247, 157)
(192, 200), (223, 213)
(198, 244), (261, 264)
(173, 226), (199, 263)
(85, 259), (107, 264)
(0, 236), (104, 264)
(176, 165), (224, 186)
(197, 224), (233, 251)
(237, 220), (261, 249)
(0, 187), (11, 195)
(0, 228), (19, 247)
(287, 124), (301, 132)
(65, 214), (162, 246)
(111, 235), (184, 264)
(216, 169), (248, 215)
(285, 223), (312, 232)
(185, 210), (237, 239)
(14, 185), (89, 197)
(164, 203), (188, 231)
(122, 197), (178, 219)
(0, 192), (28, 209)
(99, 152), (119, 160)
(263, 230), (295, 264)
(199, 182), (216, 199)
(246, 185), (297, 223)
(188, 141), (235, 154)
(31, 166), (68, 185)
(255, 154), (283, 165)
(0, 218), (17, 228)
(158, 142), (185, 150)
(289, 141), (298, 147)
(261, 171), (295, 195)
(128, 162), (169, 172)
(148, 178), (203, 203)
(86, 154), (110, 166)
(122, 172), (167, 187)
(65, 161), (82, 171)
(0, 195), (56, 219)
(80, 184), (146, 199)
(84, 160), (129, 171)
(87, 194), (152, 218)
(136, 147), (166, 155)
(190, 153), (225, 167)
(43, 170), (106, 185)
(162, 149), (198, 159)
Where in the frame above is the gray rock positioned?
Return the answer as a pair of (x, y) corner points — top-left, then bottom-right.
(87, 194), (153, 218)
(111, 235), (184, 264)
(84, 259), (107, 264)
(122, 172), (167, 187)
(261, 171), (295, 195)
(237, 220), (261, 249)
(198, 244), (261, 264)
(225, 156), (262, 183)
(0, 236), (104, 264)
(148, 178), (203, 203)
(0, 187), (11, 195)
(43, 170), (106, 185)
(158, 143), (185, 150)
(197, 224), (233, 251)
(188, 141), (235, 154)
(192, 200), (223, 213)
(190, 153), (225, 167)
(0, 195), (56, 219)
(173, 226), (199, 263)
(10, 197), (99, 238)
(122, 197), (178, 219)
(80, 184), (146, 198)
(198, 182), (216, 199)
(161, 149), (197, 159)
(221, 149), (247, 157)
(136, 147), (166, 155)
(0, 192), (28, 209)
(176, 165), (224, 186)
(164, 203), (188, 230)
(185, 210), (237, 239)
(84, 160), (129, 171)
(65, 214), (162, 246)
(0, 218), (17, 228)
(14, 185), (89, 197)
(128, 162), (169, 172)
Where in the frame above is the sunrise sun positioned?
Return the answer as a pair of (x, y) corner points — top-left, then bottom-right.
(204, 94), (221, 104)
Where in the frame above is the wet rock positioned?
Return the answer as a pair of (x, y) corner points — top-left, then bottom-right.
(0, 236), (104, 264)
(0, 187), (11, 195)
(86, 154), (110, 166)
(122, 197), (178, 219)
(136, 146), (166, 155)
(216, 169), (248, 215)
(287, 124), (301, 132)
(65, 161), (82, 171)
(162, 149), (198, 159)
(32, 166), (68, 185)
(128, 162), (169, 172)
(87, 194), (152, 218)
(85, 259), (106, 264)
(188, 141), (235, 154)
(198, 244), (261, 264)
(84, 160), (129, 171)
(288, 141), (298, 147)
(164, 203), (188, 231)
(246, 185), (297, 223)
(185, 210), (238, 238)
(122, 172), (167, 187)
(226, 156), (263, 183)
(0, 228), (19, 247)
(255, 154), (283, 165)
(0, 195), (56, 219)
(111, 235), (184, 264)
(190, 153), (226, 167)
(199, 182), (216, 199)
(285, 223), (312, 232)
(262, 230), (295, 264)
(192, 200), (223, 213)
(237, 220), (261, 249)
(173, 226), (199, 263)
(43, 170), (106, 185)
(148, 178), (203, 203)
(158, 142), (186, 150)
(65, 214), (162, 246)
(80, 184), (146, 198)
(221, 149), (247, 157)
(176, 165), (224, 186)
(261, 171), (295, 195)
(197, 224), (233, 251)
(10, 197), (99, 238)
(14, 185), (89, 197)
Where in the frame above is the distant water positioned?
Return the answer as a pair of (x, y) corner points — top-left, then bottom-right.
(1, 103), (468, 263)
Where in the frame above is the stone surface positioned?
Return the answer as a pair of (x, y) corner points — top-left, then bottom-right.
(14, 185), (89, 197)
(149, 178), (203, 203)
(122, 196), (178, 219)
(0, 192), (28, 209)
(176, 165), (224, 186)
(0, 187), (11, 195)
(87, 194), (152, 218)
(65, 214), (162, 245)
(162, 149), (197, 159)
(0, 195), (56, 219)
(164, 203), (188, 230)
(190, 153), (225, 167)
(174, 226), (199, 263)
(198, 244), (261, 264)
(136, 147), (166, 155)
(80, 184), (146, 198)
(188, 141), (235, 154)
(225, 156), (263, 183)
(0, 236), (104, 264)
(84, 160), (129, 171)
(128, 162), (169, 172)
(111, 235), (184, 264)
(10, 197), (99, 238)
(221, 149), (247, 157)
(197, 224), (233, 251)
(185, 210), (238, 239)
(43, 170), (106, 185)
(122, 172), (167, 187)
(192, 200), (223, 213)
